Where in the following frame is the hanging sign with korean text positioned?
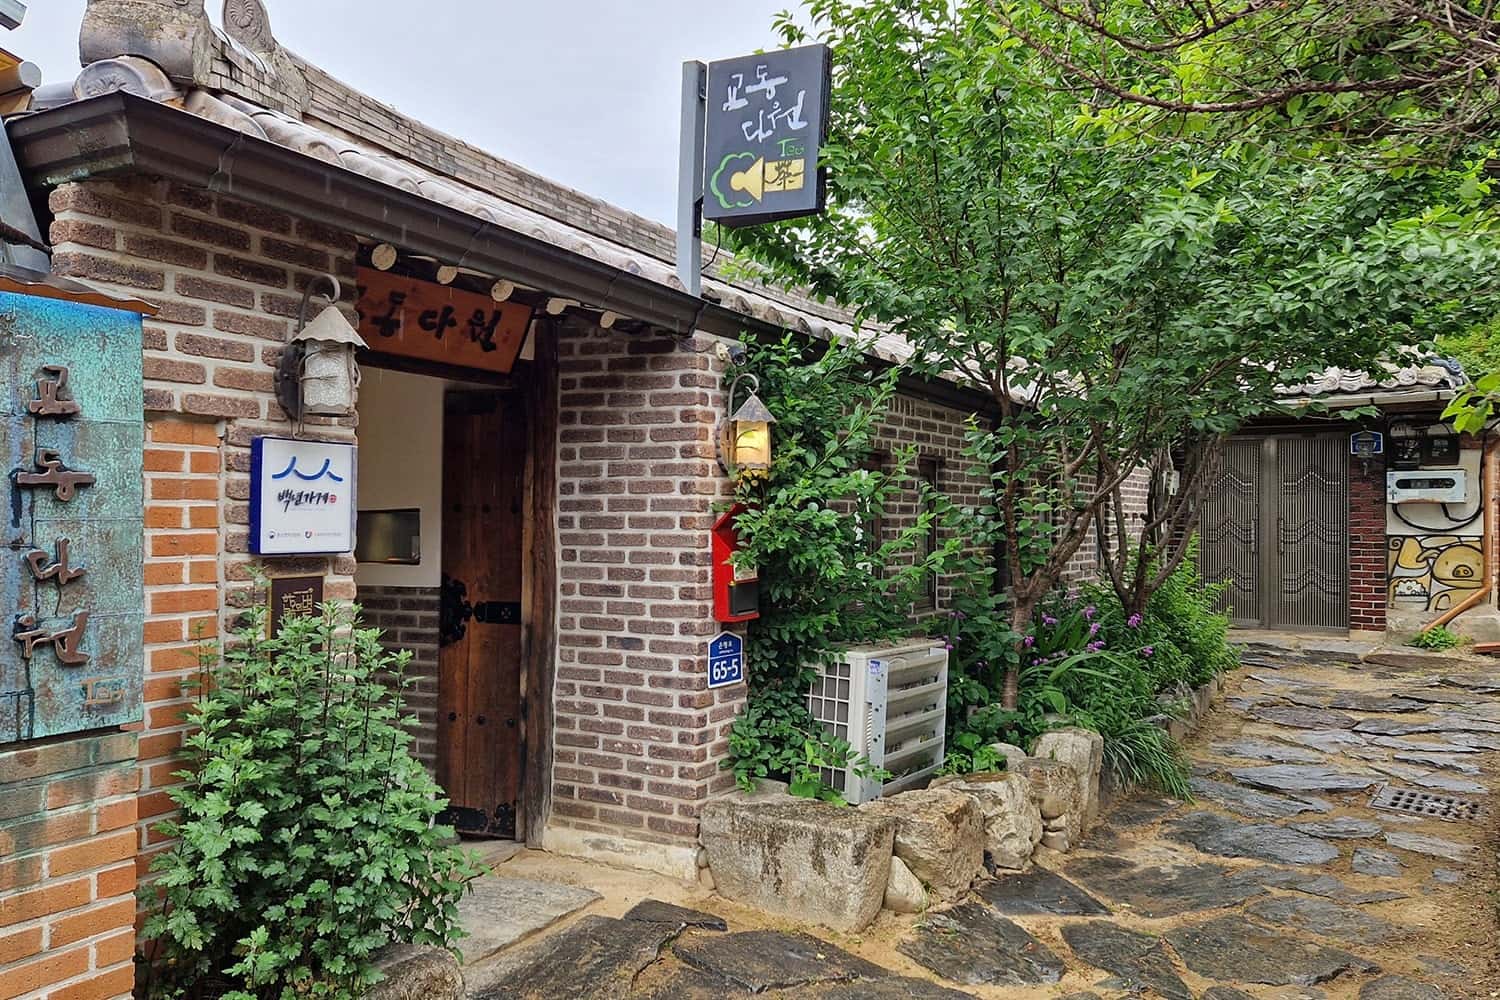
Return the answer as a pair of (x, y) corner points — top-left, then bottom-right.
(0, 285), (148, 747)
(355, 268), (535, 376)
(250, 437), (357, 555)
(703, 44), (830, 228)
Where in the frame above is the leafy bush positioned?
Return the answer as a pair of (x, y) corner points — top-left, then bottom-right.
(142, 601), (482, 1000)
(1410, 625), (1463, 651)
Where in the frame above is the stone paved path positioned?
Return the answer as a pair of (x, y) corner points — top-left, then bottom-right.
(471, 650), (1499, 998)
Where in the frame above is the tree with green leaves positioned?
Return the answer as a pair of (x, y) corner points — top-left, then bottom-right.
(1001, 0), (1500, 148)
(732, 0), (1500, 708)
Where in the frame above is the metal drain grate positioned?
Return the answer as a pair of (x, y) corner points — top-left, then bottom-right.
(1370, 785), (1482, 823)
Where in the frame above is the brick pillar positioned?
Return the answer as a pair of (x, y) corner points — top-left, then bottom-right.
(137, 416), (222, 876)
(1348, 452), (1388, 633)
(0, 733), (140, 1000)
(547, 327), (744, 874)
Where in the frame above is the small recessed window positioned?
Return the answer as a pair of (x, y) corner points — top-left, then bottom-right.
(356, 508), (422, 564)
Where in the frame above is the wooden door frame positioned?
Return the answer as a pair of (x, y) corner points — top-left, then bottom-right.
(361, 324), (557, 847)
(519, 323), (558, 847)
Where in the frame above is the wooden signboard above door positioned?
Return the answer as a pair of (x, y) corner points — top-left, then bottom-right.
(355, 268), (534, 376)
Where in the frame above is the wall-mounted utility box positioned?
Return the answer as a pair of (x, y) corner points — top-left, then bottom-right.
(1387, 469), (1468, 505)
(806, 640), (949, 804)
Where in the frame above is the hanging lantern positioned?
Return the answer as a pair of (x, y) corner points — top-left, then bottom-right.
(721, 373), (777, 479)
(275, 274), (366, 421)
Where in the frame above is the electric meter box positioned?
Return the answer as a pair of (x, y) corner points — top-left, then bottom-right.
(1387, 469), (1468, 505)
(806, 640), (949, 804)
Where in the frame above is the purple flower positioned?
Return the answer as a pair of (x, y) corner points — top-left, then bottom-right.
(944, 642), (954, 651)
(1127, 613), (1143, 629)
(1043, 614), (1058, 627)
(1089, 621), (1101, 637)
(1022, 635), (1035, 648)
(1141, 646), (1155, 658)
(1084, 605), (1096, 620)
(1086, 640), (1104, 652)
(1031, 657), (1041, 666)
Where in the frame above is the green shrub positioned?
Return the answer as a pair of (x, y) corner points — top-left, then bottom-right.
(941, 546), (1232, 797)
(1410, 625), (1463, 650)
(142, 601), (482, 1000)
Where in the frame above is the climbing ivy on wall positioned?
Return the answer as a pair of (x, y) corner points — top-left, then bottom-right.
(722, 335), (987, 798)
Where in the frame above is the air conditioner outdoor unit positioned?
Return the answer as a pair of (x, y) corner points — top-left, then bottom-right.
(806, 639), (950, 805)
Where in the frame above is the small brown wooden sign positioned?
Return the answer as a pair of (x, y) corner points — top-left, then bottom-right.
(355, 268), (534, 375)
(269, 575), (324, 637)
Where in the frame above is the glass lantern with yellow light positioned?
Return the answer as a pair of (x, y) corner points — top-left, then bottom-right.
(720, 373), (777, 480)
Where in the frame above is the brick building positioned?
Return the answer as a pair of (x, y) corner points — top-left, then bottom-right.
(0, 3), (1009, 997)
(1200, 362), (1499, 641)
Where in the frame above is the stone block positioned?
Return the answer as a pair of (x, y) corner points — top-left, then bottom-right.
(1033, 728), (1105, 829)
(944, 772), (1042, 871)
(699, 798), (895, 932)
(862, 787), (985, 900)
(363, 943), (462, 1000)
(1013, 757), (1083, 848)
(884, 855), (928, 913)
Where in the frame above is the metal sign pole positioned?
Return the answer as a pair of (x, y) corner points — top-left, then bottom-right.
(676, 60), (706, 298)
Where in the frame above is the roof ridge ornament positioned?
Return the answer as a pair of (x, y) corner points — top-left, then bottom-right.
(223, 0), (274, 57)
(80, 0), (213, 84)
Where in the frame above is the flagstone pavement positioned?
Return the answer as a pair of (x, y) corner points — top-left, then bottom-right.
(470, 649), (1500, 999)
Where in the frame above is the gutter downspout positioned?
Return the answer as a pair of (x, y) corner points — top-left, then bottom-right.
(1424, 431), (1498, 631)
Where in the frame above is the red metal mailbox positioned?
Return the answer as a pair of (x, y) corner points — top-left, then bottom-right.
(712, 504), (760, 623)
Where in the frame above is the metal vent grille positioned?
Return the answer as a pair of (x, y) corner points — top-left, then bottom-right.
(808, 660), (852, 793)
(1370, 785), (1482, 822)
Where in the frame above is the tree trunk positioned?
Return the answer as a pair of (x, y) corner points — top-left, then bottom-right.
(1003, 596), (1039, 710)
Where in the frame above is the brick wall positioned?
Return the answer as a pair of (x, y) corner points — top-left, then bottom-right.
(1062, 467), (1154, 586)
(1349, 452), (1388, 632)
(356, 586), (441, 772)
(868, 393), (989, 609)
(136, 416), (221, 882)
(46, 177), (360, 903)
(551, 327), (743, 849)
(0, 733), (140, 1000)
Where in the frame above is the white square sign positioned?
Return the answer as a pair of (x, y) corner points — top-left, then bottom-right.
(250, 437), (357, 555)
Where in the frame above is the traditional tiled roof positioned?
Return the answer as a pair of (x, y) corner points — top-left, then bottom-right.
(1278, 358), (1465, 400)
(37, 1), (925, 369)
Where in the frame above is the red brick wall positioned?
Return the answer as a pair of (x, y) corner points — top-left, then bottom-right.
(46, 178), (359, 916)
(551, 328), (742, 849)
(0, 733), (140, 1000)
(1349, 451), (1388, 632)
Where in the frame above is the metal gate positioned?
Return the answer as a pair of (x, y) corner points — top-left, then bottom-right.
(1201, 435), (1348, 631)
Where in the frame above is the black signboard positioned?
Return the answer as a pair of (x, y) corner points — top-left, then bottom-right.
(703, 44), (830, 228)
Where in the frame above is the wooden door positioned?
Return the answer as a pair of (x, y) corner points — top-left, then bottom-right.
(438, 390), (526, 837)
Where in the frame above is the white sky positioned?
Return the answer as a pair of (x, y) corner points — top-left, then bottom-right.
(8, 0), (790, 225)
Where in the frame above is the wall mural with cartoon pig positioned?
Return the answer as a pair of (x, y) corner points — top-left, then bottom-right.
(1386, 437), (1484, 615)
